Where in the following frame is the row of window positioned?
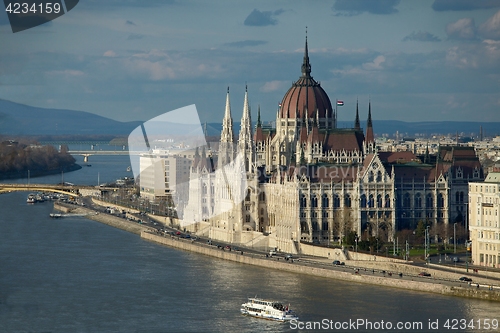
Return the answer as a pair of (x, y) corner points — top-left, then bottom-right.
(402, 192), (445, 208)
(472, 185), (498, 193)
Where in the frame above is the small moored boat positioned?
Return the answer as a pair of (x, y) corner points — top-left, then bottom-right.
(241, 297), (298, 321)
(27, 194), (36, 204)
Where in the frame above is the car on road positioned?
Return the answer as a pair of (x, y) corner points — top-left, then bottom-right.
(269, 249), (277, 256)
(459, 276), (472, 282)
(332, 260), (345, 265)
(285, 254), (293, 259)
(418, 272), (431, 277)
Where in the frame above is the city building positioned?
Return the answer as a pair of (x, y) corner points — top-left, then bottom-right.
(139, 149), (194, 211)
(469, 172), (500, 267)
(181, 37), (484, 253)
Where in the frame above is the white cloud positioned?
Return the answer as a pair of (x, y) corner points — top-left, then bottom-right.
(362, 55), (386, 70)
(446, 18), (477, 40)
(48, 69), (85, 76)
(479, 10), (500, 40)
(446, 39), (500, 69)
(103, 50), (117, 57)
(260, 80), (287, 93)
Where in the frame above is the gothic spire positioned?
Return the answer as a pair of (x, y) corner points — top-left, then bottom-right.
(219, 87), (235, 166)
(254, 105), (264, 142)
(367, 100), (373, 127)
(256, 105), (261, 128)
(354, 99), (360, 130)
(301, 29), (311, 78)
(224, 86), (232, 120)
(239, 86), (255, 172)
(424, 143), (430, 164)
(220, 86), (234, 143)
(366, 101), (374, 143)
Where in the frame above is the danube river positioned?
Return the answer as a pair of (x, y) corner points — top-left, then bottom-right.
(0, 153), (498, 332)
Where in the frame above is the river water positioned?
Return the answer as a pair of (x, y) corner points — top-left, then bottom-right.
(0, 152), (498, 332)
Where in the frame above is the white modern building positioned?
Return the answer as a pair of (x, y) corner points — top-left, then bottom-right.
(469, 172), (500, 267)
(139, 149), (195, 206)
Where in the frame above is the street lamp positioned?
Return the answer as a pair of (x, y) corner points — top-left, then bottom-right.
(355, 236), (358, 261)
(454, 222), (457, 254)
(425, 226), (430, 264)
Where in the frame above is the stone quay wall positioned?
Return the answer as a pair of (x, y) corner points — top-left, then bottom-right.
(141, 231), (500, 302)
(54, 202), (151, 235)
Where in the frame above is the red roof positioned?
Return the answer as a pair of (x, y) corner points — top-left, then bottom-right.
(279, 77), (332, 119)
(323, 130), (364, 152)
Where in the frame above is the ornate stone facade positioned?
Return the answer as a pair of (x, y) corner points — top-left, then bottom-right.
(182, 38), (483, 253)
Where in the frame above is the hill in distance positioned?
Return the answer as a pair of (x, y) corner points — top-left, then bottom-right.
(1, 99), (499, 139)
(0, 99), (141, 136)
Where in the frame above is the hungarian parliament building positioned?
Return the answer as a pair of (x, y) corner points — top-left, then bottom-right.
(175, 38), (484, 253)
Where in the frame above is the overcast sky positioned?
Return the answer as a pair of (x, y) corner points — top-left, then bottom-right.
(1, 0), (500, 124)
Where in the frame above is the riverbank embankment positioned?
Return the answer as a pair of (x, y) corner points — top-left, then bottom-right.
(58, 199), (500, 302)
(141, 231), (500, 302)
(54, 202), (151, 235)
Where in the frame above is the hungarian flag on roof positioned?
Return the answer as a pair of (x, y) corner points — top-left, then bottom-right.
(336, 100), (344, 106)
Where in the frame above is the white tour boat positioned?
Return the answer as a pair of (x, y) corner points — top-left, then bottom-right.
(241, 297), (298, 321)
(27, 194), (36, 204)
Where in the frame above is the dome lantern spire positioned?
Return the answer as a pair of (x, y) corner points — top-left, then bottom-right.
(301, 27), (311, 78)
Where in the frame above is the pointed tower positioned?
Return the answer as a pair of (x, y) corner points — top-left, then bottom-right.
(354, 99), (360, 130)
(301, 32), (311, 78)
(424, 143), (430, 164)
(191, 146), (200, 171)
(365, 101), (375, 154)
(219, 87), (236, 167)
(254, 106), (266, 167)
(238, 85), (255, 172)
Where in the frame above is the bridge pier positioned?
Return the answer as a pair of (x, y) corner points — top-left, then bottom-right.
(83, 155), (89, 163)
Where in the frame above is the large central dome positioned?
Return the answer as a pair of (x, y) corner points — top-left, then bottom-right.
(279, 38), (333, 119)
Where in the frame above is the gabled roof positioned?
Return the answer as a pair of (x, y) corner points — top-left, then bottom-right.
(323, 129), (364, 152)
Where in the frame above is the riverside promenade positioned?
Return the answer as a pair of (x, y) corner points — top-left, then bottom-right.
(55, 200), (500, 302)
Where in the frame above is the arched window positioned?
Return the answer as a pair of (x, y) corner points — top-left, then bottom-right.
(376, 171), (382, 182)
(311, 195), (318, 208)
(245, 188), (251, 201)
(344, 194), (351, 208)
(403, 193), (411, 208)
(322, 194), (329, 207)
(460, 191), (464, 203)
(415, 193), (422, 208)
(202, 184), (207, 195)
(334, 195), (340, 208)
(360, 194), (367, 207)
(385, 194), (391, 208)
(368, 194), (375, 208)
(368, 171), (374, 182)
(312, 221), (318, 231)
(438, 193), (444, 208)
(377, 194), (383, 208)
(300, 194), (307, 208)
(260, 191), (266, 202)
(426, 193), (433, 208)
(456, 191), (460, 204)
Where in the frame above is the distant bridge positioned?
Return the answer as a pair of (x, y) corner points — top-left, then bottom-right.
(68, 150), (141, 162)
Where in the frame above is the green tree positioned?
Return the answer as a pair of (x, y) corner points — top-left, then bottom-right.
(343, 231), (358, 246)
